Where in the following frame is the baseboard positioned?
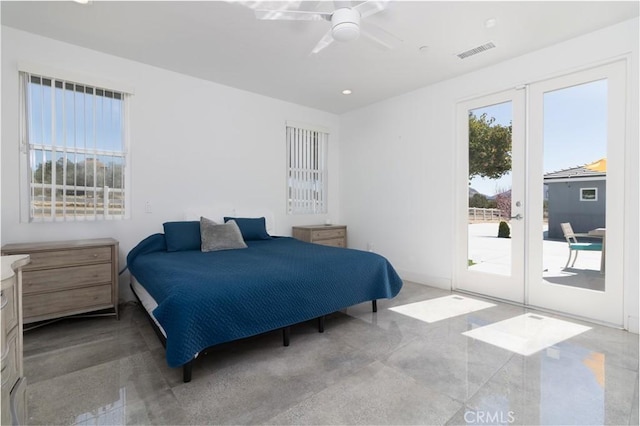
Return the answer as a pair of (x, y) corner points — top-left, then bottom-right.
(626, 315), (639, 334)
(396, 270), (452, 290)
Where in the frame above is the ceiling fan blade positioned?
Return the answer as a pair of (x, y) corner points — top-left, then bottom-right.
(310, 30), (335, 55)
(255, 9), (330, 20)
(235, 1), (303, 10)
(333, 1), (352, 8)
(353, 0), (391, 19)
(360, 21), (402, 50)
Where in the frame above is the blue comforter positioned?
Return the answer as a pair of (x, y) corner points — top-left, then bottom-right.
(127, 235), (403, 367)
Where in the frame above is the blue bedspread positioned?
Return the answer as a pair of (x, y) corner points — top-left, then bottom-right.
(127, 235), (403, 367)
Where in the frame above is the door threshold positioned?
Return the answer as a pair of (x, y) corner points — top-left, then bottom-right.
(453, 288), (626, 331)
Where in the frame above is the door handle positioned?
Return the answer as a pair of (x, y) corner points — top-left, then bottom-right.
(511, 213), (523, 220)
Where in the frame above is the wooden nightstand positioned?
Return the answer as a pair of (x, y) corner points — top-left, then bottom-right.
(1, 238), (119, 324)
(292, 225), (347, 248)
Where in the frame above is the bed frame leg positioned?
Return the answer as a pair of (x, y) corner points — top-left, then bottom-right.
(318, 316), (325, 333)
(372, 300), (378, 312)
(283, 326), (290, 347)
(183, 361), (193, 383)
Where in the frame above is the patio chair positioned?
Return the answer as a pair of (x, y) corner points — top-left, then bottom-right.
(560, 222), (603, 269)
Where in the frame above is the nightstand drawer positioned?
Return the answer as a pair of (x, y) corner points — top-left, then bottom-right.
(23, 263), (112, 294)
(292, 225), (347, 247)
(312, 228), (346, 240)
(23, 246), (112, 270)
(315, 238), (346, 248)
(24, 284), (113, 319)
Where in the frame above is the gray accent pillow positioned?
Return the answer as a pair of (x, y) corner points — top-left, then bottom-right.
(200, 217), (248, 252)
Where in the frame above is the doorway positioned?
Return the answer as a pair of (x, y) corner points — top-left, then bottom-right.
(455, 88), (526, 304)
(455, 61), (626, 326)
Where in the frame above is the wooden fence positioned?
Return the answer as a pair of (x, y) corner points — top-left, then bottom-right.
(469, 207), (503, 222)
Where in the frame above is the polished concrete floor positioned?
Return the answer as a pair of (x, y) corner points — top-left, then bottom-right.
(23, 282), (639, 425)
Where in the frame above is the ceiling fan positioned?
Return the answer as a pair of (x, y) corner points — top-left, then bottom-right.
(254, 1), (402, 54)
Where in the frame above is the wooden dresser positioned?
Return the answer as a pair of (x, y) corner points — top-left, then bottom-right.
(1, 239), (119, 324)
(1, 255), (30, 425)
(292, 225), (347, 248)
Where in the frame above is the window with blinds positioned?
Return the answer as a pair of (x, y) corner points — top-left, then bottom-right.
(19, 72), (129, 221)
(286, 124), (328, 215)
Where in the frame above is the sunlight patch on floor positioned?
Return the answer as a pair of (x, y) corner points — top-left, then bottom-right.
(463, 313), (591, 356)
(389, 295), (496, 323)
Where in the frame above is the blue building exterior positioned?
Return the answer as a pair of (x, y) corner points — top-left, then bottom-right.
(544, 163), (606, 240)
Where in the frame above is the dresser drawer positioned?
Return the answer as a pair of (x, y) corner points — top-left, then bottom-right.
(24, 284), (113, 320)
(23, 246), (112, 270)
(1, 383), (10, 426)
(315, 238), (346, 247)
(1, 275), (18, 337)
(10, 376), (27, 425)
(23, 263), (112, 294)
(1, 328), (19, 393)
(311, 228), (346, 241)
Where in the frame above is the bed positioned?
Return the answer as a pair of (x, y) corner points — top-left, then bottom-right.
(127, 218), (403, 382)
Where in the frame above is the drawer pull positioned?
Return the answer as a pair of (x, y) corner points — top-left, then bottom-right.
(0, 292), (7, 310)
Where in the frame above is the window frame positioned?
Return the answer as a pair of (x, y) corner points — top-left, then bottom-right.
(18, 66), (133, 223)
(580, 187), (598, 201)
(285, 121), (329, 215)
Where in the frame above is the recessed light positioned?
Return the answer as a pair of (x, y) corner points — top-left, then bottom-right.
(342, 89), (352, 95)
(484, 18), (497, 29)
(73, 0), (91, 4)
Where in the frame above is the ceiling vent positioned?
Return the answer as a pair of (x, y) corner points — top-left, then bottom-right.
(457, 41), (496, 59)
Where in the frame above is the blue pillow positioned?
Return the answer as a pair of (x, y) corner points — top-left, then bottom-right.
(223, 217), (271, 240)
(163, 221), (201, 252)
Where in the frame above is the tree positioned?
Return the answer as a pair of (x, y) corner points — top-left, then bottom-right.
(495, 189), (512, 220)
(32, 158), (124, 191)
(469, 193), (490, 208)
(468, 112), (512, 180)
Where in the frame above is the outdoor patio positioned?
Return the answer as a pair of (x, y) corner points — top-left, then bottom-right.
(468, 223), (605, 292)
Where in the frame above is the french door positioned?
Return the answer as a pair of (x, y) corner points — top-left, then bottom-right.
(455, 60), (626, 326)
(455, 88), (526, 304)
(527, 61), (625, 326)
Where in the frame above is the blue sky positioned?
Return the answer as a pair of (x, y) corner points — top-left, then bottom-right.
(29, 81), (123, 153)
(469, 79), (607, 196)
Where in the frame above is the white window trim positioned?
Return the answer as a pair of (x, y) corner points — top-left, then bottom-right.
(580, 187), (598, 201)
(18, 69), (133, 223)
(285, 120), (330, 134)
(18, 62), (135, 95)
(286, 122), (329, 215)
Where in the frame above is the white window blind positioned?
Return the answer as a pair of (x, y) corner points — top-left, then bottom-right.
(19, 71), (129, 222)
(286, 124), (328, 215)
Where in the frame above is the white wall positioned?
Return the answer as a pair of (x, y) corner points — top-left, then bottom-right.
(339, 18), (639, 332)
(1, 27), (340, 300)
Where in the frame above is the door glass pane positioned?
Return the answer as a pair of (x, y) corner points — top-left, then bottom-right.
(467, 101), (513, 276)
(542, 80), (607, 291)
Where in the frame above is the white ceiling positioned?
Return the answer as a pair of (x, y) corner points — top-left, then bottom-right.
(2, 1), (638, 114)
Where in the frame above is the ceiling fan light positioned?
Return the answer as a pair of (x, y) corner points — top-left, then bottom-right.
(332, 22), (360, 42)
(331, 7), (361, 42)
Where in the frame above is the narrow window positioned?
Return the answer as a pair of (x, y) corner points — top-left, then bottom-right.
(19, 71), (130, 221)
(286, 123), (328, 215)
